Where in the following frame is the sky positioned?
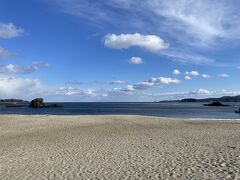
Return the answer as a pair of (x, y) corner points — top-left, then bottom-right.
(0, 0), (240, 102)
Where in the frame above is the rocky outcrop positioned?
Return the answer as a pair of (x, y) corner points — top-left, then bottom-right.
(45, 104), (63, 108)
(29, 98), (45, 108)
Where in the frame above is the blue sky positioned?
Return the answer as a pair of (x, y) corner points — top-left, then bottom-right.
(0, 0), (240, 102)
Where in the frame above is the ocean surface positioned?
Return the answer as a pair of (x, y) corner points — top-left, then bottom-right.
(1, 102), (240, 120)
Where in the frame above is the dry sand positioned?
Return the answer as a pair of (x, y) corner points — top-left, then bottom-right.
(0, 115), (240, 179)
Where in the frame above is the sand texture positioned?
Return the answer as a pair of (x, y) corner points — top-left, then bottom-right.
(0, 115), (240, 179)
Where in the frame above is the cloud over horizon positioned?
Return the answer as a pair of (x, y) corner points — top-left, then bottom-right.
(0, 76), (46, 99)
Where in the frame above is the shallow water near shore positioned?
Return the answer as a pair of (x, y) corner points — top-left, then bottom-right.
(1, 102), (240, 119)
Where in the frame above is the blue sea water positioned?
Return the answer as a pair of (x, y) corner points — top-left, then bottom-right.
(0, 102), (240, 120)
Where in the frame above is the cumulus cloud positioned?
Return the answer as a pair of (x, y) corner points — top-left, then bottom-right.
(189, 89), (212, 95)
(184, 76), (191, 80)
(0, 22), (24, 39)
(185, 71), (199, 77)
(218, 73), (230, 78)
(56, 87), (96, 96)
(0, 61), (49, 74)
(116, 77), (180, 93)
(104, 33), (169, 52)
(0, 76), (46, 99)
(172, 69), (181, 75)
(202, 74), (211, 79)
(128, 57), (144, 64)
(113, 85), (135, 93)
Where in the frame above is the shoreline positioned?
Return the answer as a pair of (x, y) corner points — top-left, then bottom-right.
(1, 114), (240, 121)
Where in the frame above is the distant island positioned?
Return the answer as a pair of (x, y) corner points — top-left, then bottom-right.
(0, 99), (29, 105)
(158, 95), (240, 103)
(0, 98), (63, 108)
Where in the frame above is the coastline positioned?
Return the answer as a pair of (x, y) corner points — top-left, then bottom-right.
(0, 114), (240, 121)
(1, 115), (240, 179)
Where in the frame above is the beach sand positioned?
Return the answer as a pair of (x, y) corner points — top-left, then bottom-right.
(0, 115), (240, 179)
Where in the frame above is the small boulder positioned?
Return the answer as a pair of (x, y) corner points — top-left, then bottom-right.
(29, 98), (45, 108)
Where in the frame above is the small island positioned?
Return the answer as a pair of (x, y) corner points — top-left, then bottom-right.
(1, 98), (62, 108)
(203, 102), (230, 106)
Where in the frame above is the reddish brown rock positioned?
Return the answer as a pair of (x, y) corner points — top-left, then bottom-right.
(29, 98), (45, 108)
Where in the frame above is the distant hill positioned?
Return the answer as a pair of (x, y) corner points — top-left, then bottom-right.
(0, 99), (29, 105)
(159, 95), (240, 103)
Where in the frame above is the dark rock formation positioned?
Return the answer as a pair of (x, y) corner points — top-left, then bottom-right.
(51, 104), (63, 108)
(45, 104), (63, 108)
(29, 98), (45, 108)
(203, 102), (229, 107)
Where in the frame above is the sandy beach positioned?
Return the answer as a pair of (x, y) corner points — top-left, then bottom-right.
(0, 115), (240, 179)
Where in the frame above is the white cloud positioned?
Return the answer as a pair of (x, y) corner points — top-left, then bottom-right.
(185, 71), (199, 76)
(172, 69), (181, 75)
(113, 85), (135, 93)
(110, 80), (126, 84)
(162, 50), (215, 64)
(51, 0), (240, 47)
(184, 76), (191, 80)
(104, 33), (169, 52)
(189, 88), (212, 95)
(0, 22), (24, 39)
(128, 57), (144, 64)
(146, 0), (231, 46)
(50, 1), (240, 64)
(149, 77), (180, 85)
(56, 87), (96, 96)
(0, 47), (15, 59)
(0, 76), (46, 99)
(202, 74), (211, 79)
(116, 77), (180, 92)
(0, 61), (49, 74)
(218, 73), (230, 78)
(220, 89), (240, 96)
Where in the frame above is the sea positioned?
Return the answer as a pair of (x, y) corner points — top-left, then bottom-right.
(1, 102), (240, 120)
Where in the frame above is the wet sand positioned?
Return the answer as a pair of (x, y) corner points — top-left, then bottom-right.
(0, 115), (240, 179)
